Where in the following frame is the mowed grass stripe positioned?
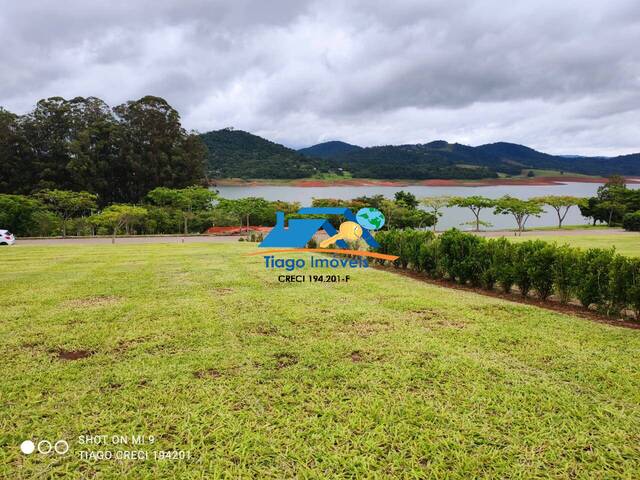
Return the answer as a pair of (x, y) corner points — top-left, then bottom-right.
(1, 243), (639, 478)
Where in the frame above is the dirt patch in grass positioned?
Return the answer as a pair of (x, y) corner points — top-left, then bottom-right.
(194, 366), (240, 379)
(112, 336), (151, 353)
(350, 350), (363, 362)
(375, 265), (640, 330)
(274, 353), (298, 369)
(101, 383), (123, 392)
(249, 323), (280, 336)
(408, 308), (465, 329)
(349, 350), (384, 363)
(64, 295), (121, 308)
(342, 319), (393, 338)
(194, 368), (222, 379)
(212, 287), (234, 295)
(435, 319), (466, 329)
(51, 349), (94, 360)
(410, 308), (442, 320)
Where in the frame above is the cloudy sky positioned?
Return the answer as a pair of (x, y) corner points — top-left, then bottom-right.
(1, 0), (639, 155)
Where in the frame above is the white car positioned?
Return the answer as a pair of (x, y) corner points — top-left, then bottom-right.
(0, 230), (15, 246)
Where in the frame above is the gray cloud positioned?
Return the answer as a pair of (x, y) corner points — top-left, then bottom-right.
(1, 0), (639, 155)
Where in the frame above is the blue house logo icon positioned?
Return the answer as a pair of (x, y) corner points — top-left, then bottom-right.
(259, 207), (381, 249)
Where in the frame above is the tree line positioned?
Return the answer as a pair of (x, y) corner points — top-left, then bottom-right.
(0, 96), (206, 205)
(2, 177), (638, 238)
(420, 177), (640, 233)
(0, 189), (435, 238)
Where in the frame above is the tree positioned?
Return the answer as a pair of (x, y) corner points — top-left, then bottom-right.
(420, 196), (452, 231)
(379, 199), (436, 229)
(146, 186), (217, 234)
(0, 194), (46, 236)
(0, 96), (207, 205)
(597, 176), (628, 225)
(533, 195), (585, 228)
(113, 96), (207, 203)
(448, 196), (496, 232)
(94, 205), (148, 241)
(493, 196), (544, 234)
(214, 197), (275, 230)
(394, 191), (419, 209)
(36, 189), (98, 237)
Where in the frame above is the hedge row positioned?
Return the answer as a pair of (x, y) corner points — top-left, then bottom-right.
(375, 229), (640, 319)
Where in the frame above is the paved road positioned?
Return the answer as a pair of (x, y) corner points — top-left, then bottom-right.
(12, 235), (246, 246)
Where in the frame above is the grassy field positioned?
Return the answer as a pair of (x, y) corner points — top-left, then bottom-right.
(2, 243), (640, 478)
(511, 232), (640, 257)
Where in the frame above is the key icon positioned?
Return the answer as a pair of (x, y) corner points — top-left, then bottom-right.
(320, 221), (363, 248)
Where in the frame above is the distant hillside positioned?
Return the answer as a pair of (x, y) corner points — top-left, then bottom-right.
(310, 139), (640, 179)
(298, 141), (362, 159)
(332, 142), (500, 179)
(476, 142), (640, 176)
(201, 130), (640, 180)
(200, 129), (333, 179)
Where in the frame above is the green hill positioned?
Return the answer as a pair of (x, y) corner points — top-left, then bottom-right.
(298, 140), (362, 158)
(200, 128), (333, 179)
(202, 129), (640, 180)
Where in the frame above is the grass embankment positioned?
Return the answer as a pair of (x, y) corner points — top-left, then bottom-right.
(511, 232), (640, 257)
(2, 243), (640, 478)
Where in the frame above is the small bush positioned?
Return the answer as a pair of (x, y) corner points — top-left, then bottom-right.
(628, 259), (640, 319)
(609, 255), (633, 316)
(577, 248), (615, 313)
(439, 229), (484, 285)
(552, 245), (581, 303)
(492, 238), (516, 293)
(529, 242), (557, 300)
(512, 241), (540, 296)
(622, 211), (640, 231)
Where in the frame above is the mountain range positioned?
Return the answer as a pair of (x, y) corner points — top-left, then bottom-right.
(201, 129), (640, 180)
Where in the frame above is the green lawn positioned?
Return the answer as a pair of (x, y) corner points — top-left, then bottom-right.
(511, 232), (640, 257)
(2, 243), (640, 478)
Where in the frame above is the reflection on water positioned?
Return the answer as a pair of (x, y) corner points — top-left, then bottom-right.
(214, 182), (639, 230)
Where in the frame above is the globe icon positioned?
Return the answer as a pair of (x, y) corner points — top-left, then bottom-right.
(356, 207), (385, 230)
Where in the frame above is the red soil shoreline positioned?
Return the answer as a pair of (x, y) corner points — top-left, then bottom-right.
(213, 176), (640, 188)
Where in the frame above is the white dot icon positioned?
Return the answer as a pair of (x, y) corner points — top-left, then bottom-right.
(20, 440), (35, 455)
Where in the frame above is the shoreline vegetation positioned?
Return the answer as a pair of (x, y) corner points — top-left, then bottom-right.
(212, 175), (640, 188)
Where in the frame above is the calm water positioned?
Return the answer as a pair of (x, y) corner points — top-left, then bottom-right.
(215, 182), (639, 230)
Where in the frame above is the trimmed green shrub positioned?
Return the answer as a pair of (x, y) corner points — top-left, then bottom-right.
(402, 230), (435, 270)
(512, 241), (541, 296)
(418, 235), (440, 276)
(529, 242), (558, 300)
(609, 255), (633, 316)
(492, 238), (516, 293)
(374, 228), (640, 320)
(439, 229), (484, 285)
(628, 259), (640, 320)
(577, 248), (615, 313)
(622, 211), (640, 231)
(480, 239), (501, 290)
(552, 245), (582, 303)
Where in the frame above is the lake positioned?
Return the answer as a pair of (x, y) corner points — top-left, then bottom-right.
(215, 182), (639, 230)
